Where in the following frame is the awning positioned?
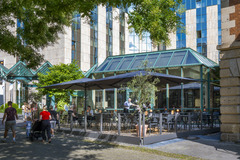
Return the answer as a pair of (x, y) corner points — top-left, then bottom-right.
(43, 71), (196, 90)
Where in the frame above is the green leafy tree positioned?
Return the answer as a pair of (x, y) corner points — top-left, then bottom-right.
(36, 61), (84, 103)
(0, 0), (182, 68)
(123, 61), (160, 114)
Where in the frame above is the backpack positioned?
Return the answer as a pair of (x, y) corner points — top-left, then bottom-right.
(50, 111), (57, 120)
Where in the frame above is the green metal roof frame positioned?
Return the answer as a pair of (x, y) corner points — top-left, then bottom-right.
(94, 48), (219, 73)
(83, 63), (98, 78)
(0, 61), (52, 83)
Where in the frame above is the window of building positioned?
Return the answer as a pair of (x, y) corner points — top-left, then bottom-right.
(197, 30), (202, 38)
(72, 13), (81, 65)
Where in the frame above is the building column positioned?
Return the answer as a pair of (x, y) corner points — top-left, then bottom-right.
(218, 0), (240, 142)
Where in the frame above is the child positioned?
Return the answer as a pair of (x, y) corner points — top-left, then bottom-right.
(26, 116), (32, 138)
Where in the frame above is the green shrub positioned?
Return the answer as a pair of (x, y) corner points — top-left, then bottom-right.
(0, 103), (21, 113)
(16, 108), (22, 114)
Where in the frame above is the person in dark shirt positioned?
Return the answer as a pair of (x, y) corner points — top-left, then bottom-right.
(49, 106), (59, 137)
(2, 101), (18, 143)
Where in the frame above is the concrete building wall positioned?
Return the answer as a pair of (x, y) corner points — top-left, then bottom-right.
(80, 17), (91, 72)
(97, 5), (107, 65)
(186, 9), (197, 51)
(207, 5), (219, 63)
(112, 8), (120, 56)
(0, 18), (17, 68)
(218, 0), (240, 142)
(167, 32), (176, 50)
(41, 26), (72, 66)
(124, 13), (129, 54)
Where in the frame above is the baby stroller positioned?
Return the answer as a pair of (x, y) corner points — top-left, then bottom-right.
(29, 120), (42, 142)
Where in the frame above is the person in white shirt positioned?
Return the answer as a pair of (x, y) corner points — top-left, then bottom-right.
(64, 104), (68, 112)
(22, 102), (26, 120)
(124, 98), (137, 113)
(87, 106), (94, 116)
(87, 106), (94, 127)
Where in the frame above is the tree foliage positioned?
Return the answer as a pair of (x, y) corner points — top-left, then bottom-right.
(35, 61), (84, 103)
(0, 0), (182, 68)
(124, 61), (159, 113)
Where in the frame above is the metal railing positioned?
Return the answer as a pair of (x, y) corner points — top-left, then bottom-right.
(58, 111), (221, 137)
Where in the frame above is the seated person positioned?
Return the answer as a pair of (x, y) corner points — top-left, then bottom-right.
(123, 98), (137, 113)
(68, 105), (78, 122)
(87, 106), (94, 118)
(87, 106), (94, 127)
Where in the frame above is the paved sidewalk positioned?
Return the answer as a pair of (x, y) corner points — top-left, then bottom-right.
(0, 119), (178, 160)
(144, 133), (240, 160)
(0, 113), (239, 160)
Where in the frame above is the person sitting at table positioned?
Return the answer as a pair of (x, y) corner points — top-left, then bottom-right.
(123, 98), (136, 113)
(164, 107), (168, 114)
(87, 106), (94, 127)
(68, 105), (78, 122)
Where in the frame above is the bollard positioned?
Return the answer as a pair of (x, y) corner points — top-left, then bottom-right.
(159, 113), (162, 135)
(188, 113), (191, 131)
(142, 113), (145, 138)
(84, 111), (87, 132)
(100, 113), (103, 133)
(118, 113), (121, 135)
(211, 112), (213, 129)
(70, 114), (73, 132)
(174, 113), (177, 133)
(138, 112), (141, 144)
(200, 112), (203, 130)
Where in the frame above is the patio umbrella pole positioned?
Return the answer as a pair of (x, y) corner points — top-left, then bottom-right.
(84, 86), (87, 132)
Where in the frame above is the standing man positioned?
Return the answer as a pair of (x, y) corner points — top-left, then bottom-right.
(2, 101), (18, 143)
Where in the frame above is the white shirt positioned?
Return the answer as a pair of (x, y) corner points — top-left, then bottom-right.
(22, 105), (25, 110)
(87, 110), (94, 116)
(124, 101), (133, 109)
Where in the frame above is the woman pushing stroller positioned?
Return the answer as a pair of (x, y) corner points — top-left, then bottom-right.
(39, 106), (52, 143)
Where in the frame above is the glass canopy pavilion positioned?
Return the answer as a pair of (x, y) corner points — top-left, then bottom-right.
(82, 48), (219, 113)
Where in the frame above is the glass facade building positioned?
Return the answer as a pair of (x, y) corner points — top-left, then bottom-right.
(106, 6), (113, 57)
(175, 0), (221, 62)
(84, 48), (219, 113)
(129, 0), (221, 63)
(72, 13), (81, 66)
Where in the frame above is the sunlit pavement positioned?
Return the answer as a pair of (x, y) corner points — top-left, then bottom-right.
(144, 133), (240, 160)
(0, 117), (175, 160)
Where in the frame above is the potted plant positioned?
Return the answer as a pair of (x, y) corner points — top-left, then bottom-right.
(124, 61), (159, 137)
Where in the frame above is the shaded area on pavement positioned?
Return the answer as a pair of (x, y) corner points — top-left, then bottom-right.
(0, 124), (176, 160)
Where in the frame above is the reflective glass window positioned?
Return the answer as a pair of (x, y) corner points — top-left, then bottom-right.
(154, 52), (173, 67)
(197, 23), (201, 30)
(197, 46), (202, 53)
(183, 51), (199, 64)
(202, 30), (207, 38)
(117, 56), (134, 70)
(213, 0), (217, 5)
(105, 89), (114, 108)
(196, 1), (201, 8)
(105, 58), (123, 71)
(202, 7), (206, 15)
(146, 54), (159, 67)
(202, 0), (206, 7)
(95, 59), (112, 72)
(202, 23), (207, 30)
(202, 37), (207, 43)
(207, 0), (212, 6)
(186, 0), (191, 9)
(129, 55), (147, 69)
(168, 51), (186, 66)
